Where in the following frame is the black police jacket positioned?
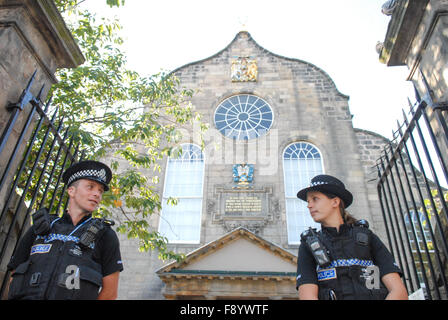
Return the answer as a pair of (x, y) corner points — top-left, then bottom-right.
(307, 224), (389, 300)
(8, 214), (106, 300)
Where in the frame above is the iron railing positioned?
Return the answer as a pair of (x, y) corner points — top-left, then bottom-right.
(376, 99), (448, 300)
(0, 72), (83, 298)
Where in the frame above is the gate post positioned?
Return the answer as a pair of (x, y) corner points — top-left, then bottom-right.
(0, 0), (84, 293)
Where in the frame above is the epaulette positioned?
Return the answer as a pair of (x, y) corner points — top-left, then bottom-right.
(354, 219), (369, 229)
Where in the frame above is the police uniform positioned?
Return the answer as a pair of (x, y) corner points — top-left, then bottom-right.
(295, 174), (402, 300)
(7, 160), (124, 300)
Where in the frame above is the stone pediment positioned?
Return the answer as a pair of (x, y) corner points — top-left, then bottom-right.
(156, 228), (299, 299)
(156, 227), (297, 278)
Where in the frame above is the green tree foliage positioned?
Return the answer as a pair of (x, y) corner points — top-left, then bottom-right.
(48, 0), (208, 262)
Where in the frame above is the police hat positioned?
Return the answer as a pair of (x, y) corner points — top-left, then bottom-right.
(296, 174), (353, 208)
(62, 160), (112, 191)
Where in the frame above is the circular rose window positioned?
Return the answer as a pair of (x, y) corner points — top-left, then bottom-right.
(214, 94), (273, 140)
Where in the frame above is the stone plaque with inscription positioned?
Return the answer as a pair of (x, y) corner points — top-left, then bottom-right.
(211, 185), (274, 234)
(225, 195), (262, 215)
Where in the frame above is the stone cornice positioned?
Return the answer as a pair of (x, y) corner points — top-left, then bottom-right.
(34, 0), (85, 68)
(158, 269), (296, 282)
(379, 0), (429, 66)
(0, 0), (85, 68)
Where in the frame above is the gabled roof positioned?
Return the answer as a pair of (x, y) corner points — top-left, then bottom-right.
(170, 30), (349, 99)
(156, 227), (297, 280)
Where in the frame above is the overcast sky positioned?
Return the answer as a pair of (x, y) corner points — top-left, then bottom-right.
(86, 0), (416, 140)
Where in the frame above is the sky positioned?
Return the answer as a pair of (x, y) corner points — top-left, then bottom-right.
(85, 0), (416, 140)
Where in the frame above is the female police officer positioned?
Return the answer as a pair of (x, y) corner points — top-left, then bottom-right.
(295, 174), (408, 300)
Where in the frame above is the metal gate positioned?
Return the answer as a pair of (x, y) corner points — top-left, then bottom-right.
(376, 98), (448, 300)
(0, 72), (84, 298)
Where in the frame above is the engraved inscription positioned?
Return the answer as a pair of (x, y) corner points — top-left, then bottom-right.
(225, 196), (262, 213)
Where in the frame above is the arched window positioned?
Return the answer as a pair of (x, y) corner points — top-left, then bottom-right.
(283, 142), (323, 244)
(159, 144), (204, 243)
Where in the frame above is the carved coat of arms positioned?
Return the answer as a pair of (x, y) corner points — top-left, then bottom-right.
(233, 163), (254, 185)
(231, 57), (257, 82)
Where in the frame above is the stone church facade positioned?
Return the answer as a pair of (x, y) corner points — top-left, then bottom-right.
(116, 31), (390, 300)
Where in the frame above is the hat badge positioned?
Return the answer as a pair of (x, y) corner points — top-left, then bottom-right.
(98, 169), (106, 181)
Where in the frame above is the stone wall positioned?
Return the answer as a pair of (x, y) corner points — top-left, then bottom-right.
(354, 128), (390, 243)
(0, 0), (84, 147)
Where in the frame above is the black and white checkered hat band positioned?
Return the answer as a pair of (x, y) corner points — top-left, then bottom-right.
(310, 181), (329, 187)
(67, 168), (107, 185)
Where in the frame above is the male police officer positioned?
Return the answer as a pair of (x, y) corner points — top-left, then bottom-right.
(7, 160), (123, 300)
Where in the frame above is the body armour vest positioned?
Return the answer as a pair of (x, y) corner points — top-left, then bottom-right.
(314, 225), (388, 300)
(8, 215), (106, 300)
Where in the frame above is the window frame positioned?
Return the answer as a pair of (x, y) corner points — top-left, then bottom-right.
(159, 143), (205, 244)
(282, 142), (324, 245)
(214, 94), (274, 140)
